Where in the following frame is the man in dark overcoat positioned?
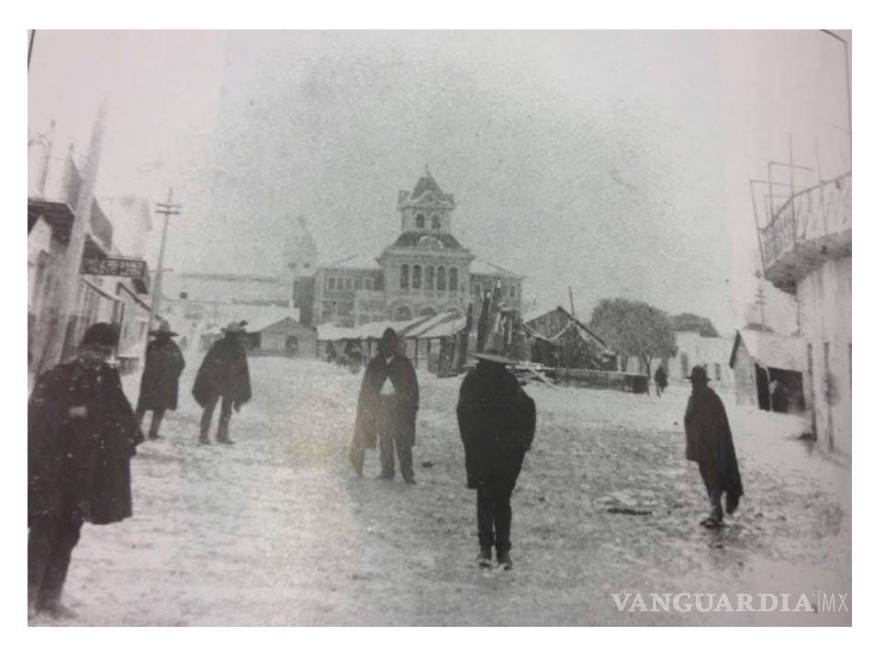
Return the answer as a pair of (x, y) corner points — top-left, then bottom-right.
(350, 328), (419, 483)
(457, 350), (536, 570)
(192, 321), (252, 445)
(684, 365), (744, 528)
(28, 323), (144, 618)
(135, 320), (185, 440)
(654, 364), (668, 397)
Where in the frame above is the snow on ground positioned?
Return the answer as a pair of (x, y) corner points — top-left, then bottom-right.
(33, 356), (850, 626)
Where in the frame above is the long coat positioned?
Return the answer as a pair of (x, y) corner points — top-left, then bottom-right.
(192, 336), (252, 408)
(137, 336), (185, 411)
(353, 352), (419, 448)
(28, 360), (144, 526)
(684, 385), (744, 500)
(457, 363), (536, 490)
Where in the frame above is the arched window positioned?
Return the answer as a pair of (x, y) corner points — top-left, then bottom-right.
(400, 265), (409, 289)
(425, 266), (435, 290)
(394, 305), (413, 321)
(431, 214), (440, 230)
(412, 265), (422, 289)
(415, 213), (425, 229)
(419, 306), (437, 318)
(449, 267), (458, 291)
(437, 266), (447, 291)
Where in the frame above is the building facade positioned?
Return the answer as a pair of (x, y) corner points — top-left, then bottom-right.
(309, 172), (523, 327)
(757, 173), (851, 453)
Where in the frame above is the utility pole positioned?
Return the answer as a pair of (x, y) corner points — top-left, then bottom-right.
(821, 30), (851, 160)
(568, 286), (576, 317)
(148, 189), (181, 340)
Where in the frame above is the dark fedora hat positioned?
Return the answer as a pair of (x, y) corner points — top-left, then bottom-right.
(150, 320), (178, 337)
(81, 322), (119, 348)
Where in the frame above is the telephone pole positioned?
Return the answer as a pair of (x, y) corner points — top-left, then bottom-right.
(148, 188), (181, 339)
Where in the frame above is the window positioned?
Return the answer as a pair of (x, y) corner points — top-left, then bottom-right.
(437, 266), (447, 291)
(425, 266), (435, 290)
(714, 363), (721, 381)
(374, 274), (384, 291)
(180, 291), (188, 300)
(681, 352), (689, 377)
(345, 278), (353, 291)
(400, 265), (409, 289)
(354, 277), (362, 290)
(364, 278), (372, 290)
(412, 265), (422, 289)
(509, 285), (516, 299)
(415, 213), (425, 228)
(328, 277), (336, 291)
(431, 214), (440, 230)
(449, 267), (458, 291)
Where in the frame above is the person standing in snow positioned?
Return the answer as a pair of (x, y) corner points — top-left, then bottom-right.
(135, 320), (185, 440)
(350, 327), (419, 483)
(28, 323), (144, 618)
(457, 349), (536, 570)
(654, 364), (668, 397)
(192, 321), (252, 445)
(684, 365), (744, 528)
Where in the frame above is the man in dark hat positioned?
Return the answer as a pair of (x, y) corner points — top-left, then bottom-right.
(192, 321), (251, 445)
(350, 327), (419, 483)
(135, 320), (185, 440)
(28, 322), (144, 618)
(457, 349), (536, 570)
(684, 365), (744, 528)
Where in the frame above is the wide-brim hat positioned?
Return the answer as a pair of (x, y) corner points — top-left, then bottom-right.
(150, 321), (178, 337)
(471, 351), (515, 365)
(221, 320), (248, 334)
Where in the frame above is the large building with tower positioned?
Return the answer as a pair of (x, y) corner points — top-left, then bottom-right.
(304, 171), (523, 328)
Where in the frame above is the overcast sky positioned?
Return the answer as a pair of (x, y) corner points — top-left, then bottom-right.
(28, 30), (851, 336)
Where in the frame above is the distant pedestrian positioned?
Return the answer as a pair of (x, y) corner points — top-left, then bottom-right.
(654, 364), (668, 397)
(28, 323), (144, 618)
(684, 365), (743, 528)
(350, 328), (419, 483)
(135, 320), (185, 440)
(193, 321), (251, 445)
(457, 349), (536, 570)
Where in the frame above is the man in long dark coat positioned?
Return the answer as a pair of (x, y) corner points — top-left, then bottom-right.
(350, 328), (419, 483)
(135, 320), (185, 440)
(654, 364), (668, 397)
(684, 365), (743, 528)
(28, 323), (144, 618)
(192, 321), (251, 445)
(457, 351), (536, 570)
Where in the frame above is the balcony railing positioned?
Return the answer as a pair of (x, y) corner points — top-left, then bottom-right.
(759, 173), (851, 292)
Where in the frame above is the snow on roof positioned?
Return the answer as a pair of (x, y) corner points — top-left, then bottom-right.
(320, 255), (381, 271)
(317, 316), (431, 342)
(469, 258), (522, 277)
(417, 316), (468, 338)
(244, 312), (304, 333)
(730, 329), (806, 371)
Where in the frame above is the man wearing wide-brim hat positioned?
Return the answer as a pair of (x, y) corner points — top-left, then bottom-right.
(135, 320), (185, 440)
(457, 348), (536, 570)
(684, 365), (743, 528)
(192, 320), (252, 445)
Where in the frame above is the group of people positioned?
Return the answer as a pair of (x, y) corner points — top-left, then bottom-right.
(28, 319), (743, 617)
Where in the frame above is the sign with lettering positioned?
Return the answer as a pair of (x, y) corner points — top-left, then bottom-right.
(81, 256), (147, 279)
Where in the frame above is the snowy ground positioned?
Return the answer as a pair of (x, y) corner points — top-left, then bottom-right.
(33, 356), (851, 626)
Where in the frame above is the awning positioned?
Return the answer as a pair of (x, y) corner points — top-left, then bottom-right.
(28, 199), (75, 243)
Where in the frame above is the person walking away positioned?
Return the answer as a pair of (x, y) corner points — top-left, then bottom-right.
(654, 364), (668, 397)
(192, 321), (252, 445)
(684, 365), (743, 528)
(135, 320), (185, 440)
(350, 328), (419, 483)
(457, 349), (536, 570)
(28, 323), (144, 618)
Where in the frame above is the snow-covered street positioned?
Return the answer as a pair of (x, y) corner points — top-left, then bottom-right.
(36, 356), (850, 626)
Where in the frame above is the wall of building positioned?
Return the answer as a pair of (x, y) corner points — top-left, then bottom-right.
(797, 256), (851, 454)
(731, 342), (759, 408)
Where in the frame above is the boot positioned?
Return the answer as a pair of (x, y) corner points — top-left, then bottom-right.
(496, 549), (513, 570)
(199, 434), (211, 445)
(477, 548), (492, 568)
(216, 436), (235, 445)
